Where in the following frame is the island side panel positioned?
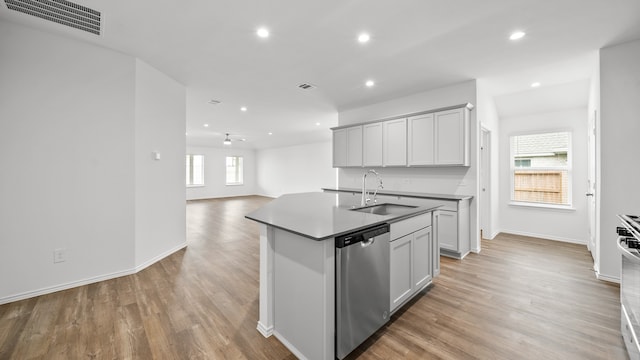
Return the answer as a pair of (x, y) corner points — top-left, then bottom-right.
(257, 224), (275, 337)
(272, 228), (335, 360)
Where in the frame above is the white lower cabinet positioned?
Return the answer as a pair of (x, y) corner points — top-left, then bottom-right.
(390, 234), (413, 311)
(436, 210), (457, 251)
(389, 213), (433, 313)
(412, 227), (432, 290)
(435, 198), (470, 259)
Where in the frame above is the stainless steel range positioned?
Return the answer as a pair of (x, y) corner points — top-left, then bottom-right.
(617, 214), (640, 359)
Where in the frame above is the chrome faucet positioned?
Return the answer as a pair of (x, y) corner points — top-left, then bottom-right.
(361, 170), (383, 206)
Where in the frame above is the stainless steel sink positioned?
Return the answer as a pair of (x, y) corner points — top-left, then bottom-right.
(350, 203), (418, 216)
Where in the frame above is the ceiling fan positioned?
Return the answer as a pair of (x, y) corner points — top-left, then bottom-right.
(223, 133), (246, 145)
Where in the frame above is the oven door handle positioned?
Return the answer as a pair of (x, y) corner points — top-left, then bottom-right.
(618, 238), (640, 264)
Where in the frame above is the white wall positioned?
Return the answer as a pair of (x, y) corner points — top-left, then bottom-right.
(186, 146), (257, 200)
(599, 39), (640, 281)
(338, 80), (481, 252)
(0, 22), (136, 302)
(256, 142), (335, 197)
(476, 80), (501, 239)
(498, 108), (589, 244)
(134, 59), (187, 269)
(0, 22), (186, 303)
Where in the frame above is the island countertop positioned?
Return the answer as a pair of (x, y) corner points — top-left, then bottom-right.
(245, 192), (439, 240)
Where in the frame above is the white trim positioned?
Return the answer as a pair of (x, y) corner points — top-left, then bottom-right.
(0, 268), (135, 305)
(273, 330), (310, 360)
(1, 243), (187, 305)
(595, 270), (620, 284)
(134, 242), (187, 273)
(471, 247), (481, 254)
(256, 322), (274, 337)
(483, 229), (501, 240)
(508, 201), (576, 211)
(500, 230), (586, 245)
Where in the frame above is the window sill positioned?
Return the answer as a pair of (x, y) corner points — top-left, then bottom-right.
(187, 185), (205, 188)
(508, 201), (575, 212)
(226, 183), (244, 186)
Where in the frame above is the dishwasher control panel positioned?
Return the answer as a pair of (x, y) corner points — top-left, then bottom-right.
(336, 224), (389, 248)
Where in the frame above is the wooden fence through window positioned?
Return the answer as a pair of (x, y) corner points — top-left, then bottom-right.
(514, 170), (567, 204)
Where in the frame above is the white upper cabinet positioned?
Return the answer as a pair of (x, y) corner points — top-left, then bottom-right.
(383, 118), (407, 167)
(363, 123), (383, 167)
(346, 126), (363, 167)
(407, 113), (435, 166)
(333, 125), (363, 168)
(408, 107), (469, 167)
(333, 128), (347, 168)
(435, 108), (468, 166)
(332, 104), (471, 168)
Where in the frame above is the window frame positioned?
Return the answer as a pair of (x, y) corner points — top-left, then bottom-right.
(225, 155), (244, 186)
(186, 154), (205, 187)
(509, 130), (573, 210)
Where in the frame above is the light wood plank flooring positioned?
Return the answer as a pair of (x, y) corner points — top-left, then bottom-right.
(0, 196), (627, 359)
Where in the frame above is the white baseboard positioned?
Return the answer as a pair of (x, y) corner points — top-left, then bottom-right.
(0, 268), (135, 305)
(499, 229), (587, 245)
(256, 322), (274, 337)
(595, 270), (620, 284)
(1, 243), (188, 306)
(273, 330), (310, 360)
(134, 242), (187, 273)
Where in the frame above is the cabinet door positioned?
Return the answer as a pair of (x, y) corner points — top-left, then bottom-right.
(435, 108), (466, 165)
(333, 129), (347, 167)
(383, 118), (407, 166)
(407, 113), (434, 166)
(363, 123), (383, 167)
(346, 126), (363, 167)
(413, 226), (432, 290)
(436, 210), (458, 251)
(390, 235), (413, 312)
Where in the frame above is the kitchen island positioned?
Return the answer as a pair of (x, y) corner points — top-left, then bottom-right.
(245, 191), (440, 360)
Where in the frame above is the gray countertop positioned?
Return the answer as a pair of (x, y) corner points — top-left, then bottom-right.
(245, 192), (439, 240)
(322, 187), (473, 201)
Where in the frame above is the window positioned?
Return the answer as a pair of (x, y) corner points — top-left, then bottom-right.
(186, 154), (204, 186)
(510, 132), (571, 207)
(226, 156), (243, 185)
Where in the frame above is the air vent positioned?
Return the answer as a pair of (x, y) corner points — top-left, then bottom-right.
(298, 83), (317, 90)
(5, 0), (101, 35)
(207, 99), (221, 105)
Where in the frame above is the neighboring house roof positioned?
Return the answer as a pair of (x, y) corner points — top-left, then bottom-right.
(512, 132), (569, 157)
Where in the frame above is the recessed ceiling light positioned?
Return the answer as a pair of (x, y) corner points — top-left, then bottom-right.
(316, 122), (321, 126)
(203, 124), (209, 127)
(240, 106), (247, 112)
(531, 82), (541, 88)
(268, 132), (273, 135)
(365, 80), (375, 87)
(509, 31), (526, 40)
(185, 132), (188, 136)
(257, 27), (269, 38)
(358, 33), (370, 43)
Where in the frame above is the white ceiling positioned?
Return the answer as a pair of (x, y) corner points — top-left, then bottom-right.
(2, 0), (640, 148)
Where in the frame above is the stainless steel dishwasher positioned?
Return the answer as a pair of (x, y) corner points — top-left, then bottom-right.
(335, 223), (390, 359)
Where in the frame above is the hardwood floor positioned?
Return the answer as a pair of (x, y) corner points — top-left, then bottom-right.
(0, 196), (627, 359)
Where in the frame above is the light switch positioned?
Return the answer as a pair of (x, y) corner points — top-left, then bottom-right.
(153, 152), (161, 160)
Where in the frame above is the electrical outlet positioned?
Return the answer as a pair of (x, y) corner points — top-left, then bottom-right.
(53, 248), (66, 263)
